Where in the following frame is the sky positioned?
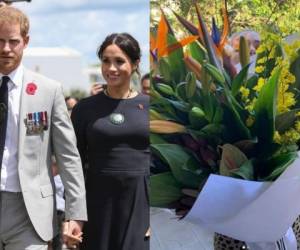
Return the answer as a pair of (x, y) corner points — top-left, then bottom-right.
(16, 0), (150, 73)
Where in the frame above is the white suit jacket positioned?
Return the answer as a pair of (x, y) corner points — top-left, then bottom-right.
(17, 68), (87, 241)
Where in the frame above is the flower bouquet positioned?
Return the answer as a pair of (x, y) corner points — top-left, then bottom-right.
(150, 2), (300, 249)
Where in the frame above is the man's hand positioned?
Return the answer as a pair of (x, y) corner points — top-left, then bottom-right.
(62, 220), (84, 249)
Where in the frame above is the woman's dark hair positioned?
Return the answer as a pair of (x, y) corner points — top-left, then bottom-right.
(97, 33), (141, 75)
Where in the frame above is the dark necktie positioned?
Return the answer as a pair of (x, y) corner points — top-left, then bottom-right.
(0, 76), (10, 168)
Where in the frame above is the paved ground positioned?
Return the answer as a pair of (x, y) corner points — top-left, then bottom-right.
(150, 208), (214, 250)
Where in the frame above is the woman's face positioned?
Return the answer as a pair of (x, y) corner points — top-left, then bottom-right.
(101, 44), (136, 87)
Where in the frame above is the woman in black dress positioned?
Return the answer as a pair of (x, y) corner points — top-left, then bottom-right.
(71, 33), (149, 250)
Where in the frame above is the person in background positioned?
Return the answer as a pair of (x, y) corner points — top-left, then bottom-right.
(228, 30), (261, 73)
(71, 33), (150, 250)
(0, 6), (86, 249)
(229, 30), (261, 65)
(140, 73), (150, 95)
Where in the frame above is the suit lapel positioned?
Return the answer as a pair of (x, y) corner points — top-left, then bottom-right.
(18, 68), (33, 159)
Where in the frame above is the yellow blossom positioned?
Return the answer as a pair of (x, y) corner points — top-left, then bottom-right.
(239, 86), (250, 100)
(255, 66), (264, 74)
(256, 57), (267, 64)
(256, 44), (265, 54)
(273, 131), (281, 144)
(277, 92), (296, 113)
(245, 98), (256, 112)
(279, 129), (300, 145)
(253, 78), (265, 92)
(269, 46), (277, 59)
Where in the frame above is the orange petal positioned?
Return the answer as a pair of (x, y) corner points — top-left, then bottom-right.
(156, 13), (169, 58)
(160, 35), (199, 57)
(219, 1), (230, 51)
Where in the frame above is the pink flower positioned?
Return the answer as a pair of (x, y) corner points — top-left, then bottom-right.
(26, 83), (37, 95)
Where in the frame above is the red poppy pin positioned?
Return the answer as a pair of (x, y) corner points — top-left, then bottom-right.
(26, 83), (37, 95)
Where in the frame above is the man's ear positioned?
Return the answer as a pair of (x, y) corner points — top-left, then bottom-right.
(24, 35), (30, 48)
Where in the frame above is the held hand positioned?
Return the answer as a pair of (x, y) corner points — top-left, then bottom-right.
(62, 220), (84, 249)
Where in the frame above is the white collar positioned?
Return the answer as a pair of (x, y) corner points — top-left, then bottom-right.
(0, 64), (24, 88)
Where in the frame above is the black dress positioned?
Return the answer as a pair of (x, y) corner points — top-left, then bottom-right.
(71, 92), (150, 250)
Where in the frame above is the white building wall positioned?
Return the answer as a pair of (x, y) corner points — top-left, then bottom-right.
(23, 47), (90, 93)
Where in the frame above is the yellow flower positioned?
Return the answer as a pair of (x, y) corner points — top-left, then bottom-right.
(269, 46), (277, 59)
(255, 66), (264, 74)
(256, 44), (266, 54)
(245, 98), (256, 112)
(274, 131), (281, 144)
(253, 78), (265, 92)
(256, 57), (267, 64)
(282, 129), (300, 144)
(239, 86), (250, 100)
(274, 129), (300, 145)
(277, 92), (296, 113)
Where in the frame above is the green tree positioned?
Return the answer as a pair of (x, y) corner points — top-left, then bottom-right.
(151, 0), (300, 37)
(66, 88), (88, 100)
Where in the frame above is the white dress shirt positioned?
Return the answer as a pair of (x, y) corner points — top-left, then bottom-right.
(0, 65), (23, 192)
(54, 175), (65, 212)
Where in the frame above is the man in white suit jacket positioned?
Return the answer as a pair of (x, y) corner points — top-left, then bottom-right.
(0, 6), (87, 249)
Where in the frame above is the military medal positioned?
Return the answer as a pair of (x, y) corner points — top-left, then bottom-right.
(25, 111), (48, 135)
(110, 113), (125, 125)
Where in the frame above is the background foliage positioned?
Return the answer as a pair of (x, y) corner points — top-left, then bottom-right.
(151, 0), (300, 38)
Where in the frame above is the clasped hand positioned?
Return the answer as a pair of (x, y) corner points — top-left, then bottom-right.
(62, 220), (84, 249)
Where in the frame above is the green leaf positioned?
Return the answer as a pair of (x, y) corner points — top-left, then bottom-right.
(201, 91), (218, 122)
(158, 58), (172, 82)
(151, 144), (206, 188)
(231, 63), (251, 96)
(245, 74), (259, 91)
(150, 133), (167, 144)
(260, 151), (298, 181)
(275, 109), (300, 133)
(212, 106), (223, 123)
(167, 99), (190, 112)
(219, 144), (248, 176)
(188, 41), (207, 63)
(167, 34), (187, 83)
(253, 68), (281, 152)
(201, 123), (224, 136)
(203, 63), (226, 85)
(290, 51), (300, 90)
(175, 82), (188, 101)
(186, 72), (197, 98)
(231, 159), (255, 180)
(222, 101), (251, 142)
(150, 172), (183, 207)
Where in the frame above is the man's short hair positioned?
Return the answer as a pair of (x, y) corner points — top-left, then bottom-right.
(0, 6), (30, 38)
